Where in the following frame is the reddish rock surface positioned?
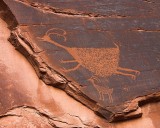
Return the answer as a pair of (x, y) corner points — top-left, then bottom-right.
(0, 18), (110, 127)
(0, 0), (160, 127)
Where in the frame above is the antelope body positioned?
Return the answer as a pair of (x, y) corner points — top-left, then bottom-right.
(89, 77), (113, 102)
(40, 28), (140, 79)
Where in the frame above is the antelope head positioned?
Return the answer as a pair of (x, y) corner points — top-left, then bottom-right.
(37, 28), (67, 42)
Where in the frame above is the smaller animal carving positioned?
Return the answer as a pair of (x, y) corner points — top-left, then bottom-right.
(89, 76), (113, 102)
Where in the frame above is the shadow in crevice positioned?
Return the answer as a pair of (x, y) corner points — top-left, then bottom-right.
(0, 0), (18, 30)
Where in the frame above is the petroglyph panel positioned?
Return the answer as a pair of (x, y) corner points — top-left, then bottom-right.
(3, 0), (160, 121)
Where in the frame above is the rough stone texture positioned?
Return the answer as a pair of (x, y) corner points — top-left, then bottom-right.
(114, 102), (160, 128)
(0, 0), (160, 126)
(0, 18), (110, 127)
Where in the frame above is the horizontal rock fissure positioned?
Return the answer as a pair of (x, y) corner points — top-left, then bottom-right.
(0, 105), (61, 127)
(130, 29), (160, 32)
(14, 0), (130, 19)
(1, 105), (93, 127)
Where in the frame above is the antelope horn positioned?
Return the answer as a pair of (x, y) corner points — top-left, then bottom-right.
(46, 28), (66, 36)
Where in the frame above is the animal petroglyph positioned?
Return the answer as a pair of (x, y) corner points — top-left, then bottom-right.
(38, 28), (140, 101)
(39, 28), (140, 79)
(89, 76), (113, 102)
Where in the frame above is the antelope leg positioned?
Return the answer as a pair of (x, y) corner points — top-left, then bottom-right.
(60, 59), (77, 63)
(116, 71), (136, 80)
(99, 92), (102, 100)
(108, 93), (113, 103)
(61, 64), (81, 72)
(118, 67), (140, 75)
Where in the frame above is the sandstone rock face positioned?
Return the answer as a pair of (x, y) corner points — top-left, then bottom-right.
(0, 0), (160, 127)
(0, 17), (110, 127)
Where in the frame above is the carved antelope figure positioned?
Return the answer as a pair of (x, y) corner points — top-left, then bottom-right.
(89, 77), (113, 102)
(38, 28), (140, 80)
